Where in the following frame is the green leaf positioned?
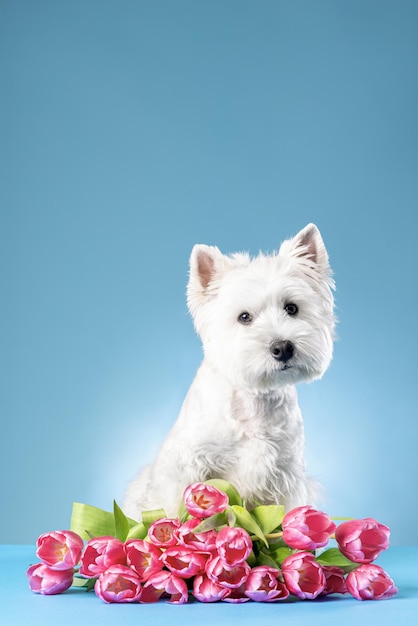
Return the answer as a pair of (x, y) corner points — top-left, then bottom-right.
(72, 576), (97, 592)
(141, 508), (167, 530)
(251, 505), (285, 534)
(226, 506), (237, 527)
(256, 552), (280, 569)
(203, 479), (243, 506)
(246, 549), (257, 567)
(126, 522), (148, 540)
(316, 548), (358, 572)
(177, 499), (190, 523)
(193, 512), (227, 533)
(113, 500), (130, 542)
(70, 502), (138, 540)
(230, 505), (268, 547)
(70, 503), (116, 539)
(268, 546), (293, 565)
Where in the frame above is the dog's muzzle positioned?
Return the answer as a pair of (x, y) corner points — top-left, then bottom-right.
(270, 340), (294, 363)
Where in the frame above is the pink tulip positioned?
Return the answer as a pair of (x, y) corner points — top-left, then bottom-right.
(183, 483), (229, 519)
(125, 539), (163, 581)
(193, 574), (230, 602)
(161, 546), (207, 578)
(244, 566), (290, 602)
(282, 506), (336, 551)
(222, 583), (250, 603)
(335, 518), (390, 564)
(140, 570), (189, 604)
(174, 518), (217, 554)
(215, 526), (252, 566)
(321, 566), (348, 595)
(27, 563), (74, 595)
(94, 565), (142, 603)
(206, 554), (250, 589)
(148, 517), (180, 548)
(282, 551), (326, 600)
(79, 536), (126, 577)
(346, 564), (398, 600)
(36, 530), (84, 570)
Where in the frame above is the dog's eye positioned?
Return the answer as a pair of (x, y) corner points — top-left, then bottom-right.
(284, 303), (298, 316)
(238, 312), (253, 325)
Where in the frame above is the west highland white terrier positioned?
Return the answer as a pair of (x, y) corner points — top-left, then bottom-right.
(123, 223), (335, 520)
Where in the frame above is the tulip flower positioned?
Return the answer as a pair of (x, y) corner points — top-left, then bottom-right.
(161, 546), (207, 578)
(36, 530), (84, 571)
(282, 551), (326, 600)
(79, 536), (126, 577)
(335, 518), (390, 564)
(321, 566), (348, 595)
(174, 518), (217, 554)
(244, 566), (289, 602)
(183, 482), (229, 518)
(27, 563), (74, 595)
(147, 518), (180, 548)
(282, 506), (336, 551)
(140, 570), (189, 604)
(193, 574), (230, 602)
(215, 526), (252, 566)
(125, 539), (163, 581)
(222, 583), (250, 603)
(346, 564), (398, 600)
(206, 554), (250, 589)
(95, 565), (142, 603)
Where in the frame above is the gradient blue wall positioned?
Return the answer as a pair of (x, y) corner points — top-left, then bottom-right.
(1, 0), (417, 545)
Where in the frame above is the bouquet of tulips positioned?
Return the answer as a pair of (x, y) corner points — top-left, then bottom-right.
(27, 479), (397, 603)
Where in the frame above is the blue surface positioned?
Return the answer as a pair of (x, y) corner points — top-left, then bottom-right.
(0, 545), (416, 626)
(1, 0), (418, 546)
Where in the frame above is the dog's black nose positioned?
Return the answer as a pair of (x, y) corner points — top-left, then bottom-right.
(270, 340), (294, 363)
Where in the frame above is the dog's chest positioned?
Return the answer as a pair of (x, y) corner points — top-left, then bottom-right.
(214, 390), (304, 501)
(231, 388), (298, 436)
(225, 389), (302, 464)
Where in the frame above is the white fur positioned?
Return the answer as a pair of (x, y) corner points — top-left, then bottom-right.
(123, 224), (335, 520)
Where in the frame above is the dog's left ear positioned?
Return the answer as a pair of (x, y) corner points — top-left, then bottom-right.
(279, 223), (331, 275)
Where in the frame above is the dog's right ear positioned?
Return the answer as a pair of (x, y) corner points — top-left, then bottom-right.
(187, 245), (229, 319)
(190, 245), (221, 290)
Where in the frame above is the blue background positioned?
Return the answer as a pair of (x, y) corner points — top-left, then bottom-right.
(1, 0), (417, 545)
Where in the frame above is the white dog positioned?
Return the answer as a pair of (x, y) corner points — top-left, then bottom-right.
(123, 224), (335, 520)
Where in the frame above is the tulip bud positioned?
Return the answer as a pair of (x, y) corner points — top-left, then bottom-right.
(95, 565), (142, 603)
(36, 530), (84, 570)
(27, 563), (74, 595)
(346, 564), (398, 600)
(335, 518), (390, 564)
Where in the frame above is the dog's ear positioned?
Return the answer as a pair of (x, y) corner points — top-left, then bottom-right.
(187, 245), (230, 319)
(279, 223), (331, 276)
(189, 245), (223, 290)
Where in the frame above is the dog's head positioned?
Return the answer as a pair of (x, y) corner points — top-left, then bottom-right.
(187, 224), (336, 393)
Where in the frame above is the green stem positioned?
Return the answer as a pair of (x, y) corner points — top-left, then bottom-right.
(251, 531), (283, 541)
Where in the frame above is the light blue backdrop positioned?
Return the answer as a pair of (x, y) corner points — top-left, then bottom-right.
(1, 0), (417, 545)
